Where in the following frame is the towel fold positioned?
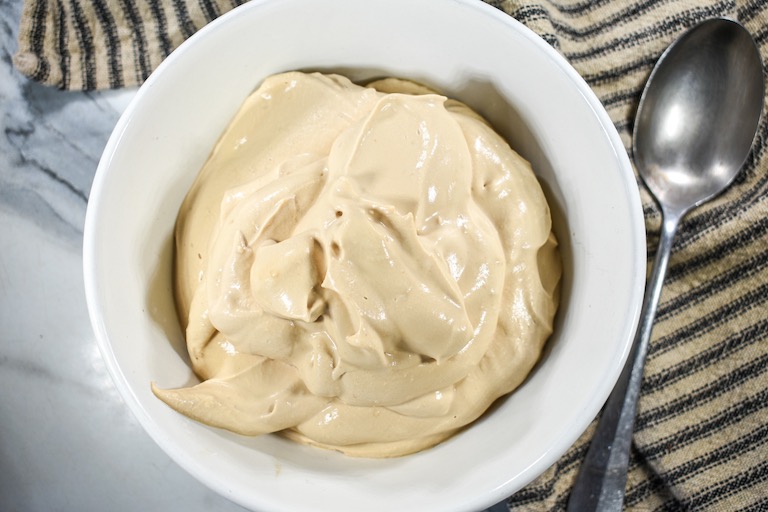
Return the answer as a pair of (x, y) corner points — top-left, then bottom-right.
(14, 0), (245, 89)
(14, 0), (768, 509)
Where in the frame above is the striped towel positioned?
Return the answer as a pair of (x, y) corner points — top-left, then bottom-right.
(14, 0), (768, 509)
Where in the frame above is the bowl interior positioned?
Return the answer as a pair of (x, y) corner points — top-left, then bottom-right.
(84, 1), (645, 511)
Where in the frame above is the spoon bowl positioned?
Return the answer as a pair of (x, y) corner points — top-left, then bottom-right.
(568, 17), (763, 511)
(633, 18), (764, 213)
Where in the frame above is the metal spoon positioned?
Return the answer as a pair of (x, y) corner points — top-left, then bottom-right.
(567, 17), (763, 511)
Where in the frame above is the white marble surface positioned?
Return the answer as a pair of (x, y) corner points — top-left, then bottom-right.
(0, 2), (249, 510)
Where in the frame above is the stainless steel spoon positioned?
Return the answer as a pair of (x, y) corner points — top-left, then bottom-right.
(567, 17), (763, 511)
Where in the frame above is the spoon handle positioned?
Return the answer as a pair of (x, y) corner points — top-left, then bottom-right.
(567, 210), (683, 511)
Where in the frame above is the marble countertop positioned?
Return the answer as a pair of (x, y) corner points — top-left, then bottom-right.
(0, 2), (248, 510)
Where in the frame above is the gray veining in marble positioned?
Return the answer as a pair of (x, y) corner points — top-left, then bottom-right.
(2, 3), (119, 243)
(0, 1), (247, 510)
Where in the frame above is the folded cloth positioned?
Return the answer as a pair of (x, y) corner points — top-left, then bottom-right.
(14, 0), (246, 90)
(15, 0), (768, 509)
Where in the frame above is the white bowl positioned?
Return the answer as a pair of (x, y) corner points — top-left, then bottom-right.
(83, 0), (645, 510)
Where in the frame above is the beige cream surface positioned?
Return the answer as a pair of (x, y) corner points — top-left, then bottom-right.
(152, 71), (560, 457)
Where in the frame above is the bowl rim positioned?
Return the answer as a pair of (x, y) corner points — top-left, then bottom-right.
(84, 0), (646, 510)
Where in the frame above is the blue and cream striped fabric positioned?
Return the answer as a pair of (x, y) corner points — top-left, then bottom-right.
(13, 0), (768, 509)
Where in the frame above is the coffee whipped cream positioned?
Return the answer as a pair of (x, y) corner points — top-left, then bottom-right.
(152, 71), (561, 457)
